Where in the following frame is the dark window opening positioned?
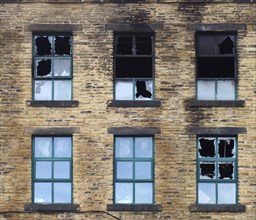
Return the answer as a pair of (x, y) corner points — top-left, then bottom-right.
(136, 80), (152, 98)
(219, 163), (234, 179)
(219, 36), (234, 55)
(117, 37), (133, 55)
(218, 139), (234, 158)
(199, 138), (215, 158)
(200, 163), (215, 179)
(136, 37), (152, 55)
(55, 36), (71, 55)
(35, 37), (51, 56)
(37, 59), (51, 76)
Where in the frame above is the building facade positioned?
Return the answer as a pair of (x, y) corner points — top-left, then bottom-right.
(0, 0), (255, 219)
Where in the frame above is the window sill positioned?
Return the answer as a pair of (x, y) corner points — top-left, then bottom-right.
(107, 100), (161, 107)
(189, 204), (246, 212)
(24, 203), (80, 212)
(26, 100), (79, 107)
(107, 204), (162, 212)
(187, 100), (245, 107)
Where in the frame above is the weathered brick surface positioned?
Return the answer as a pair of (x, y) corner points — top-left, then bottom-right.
(0, 1), (255, 220)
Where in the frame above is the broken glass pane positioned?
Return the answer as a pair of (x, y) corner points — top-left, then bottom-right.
(116, 162), (133, 179)
(135, 183), (153, 204)
(34, 182), (52, 203)
(115, 137), (133, 158)
(36, 59), (52, 77)
(135, 162), (151, 180)
(54, 59), (70, 76)
(135, 80), (153, 100)
(55, 36), (71, 55)
(54, 162), (70, 179)
(197, 35), (216, 56)
(218, 183), (236, 204)
(115, 80), (133, 100)
(34, 80), (52, 100)
(115, 183), (133, 204)
(35, 36), (52, 56)
(218, 36), (234, 55)
(198, 183), (216, 204)
(199, 162), (216, 179)
(53, 80), (71, 100)
(54, 183), (71, 203)
(217, 80), (235, 100)
(198, 138), (216, 158)
(136, 37), (152, 55)
(135, 137), (153, 158)
(54, 137), (72, 158)
(197, 80), (215, 100)
(218, 138), (235, 158)
(36, 161), (52, 179)
(35, 137), (52, 157)
(117, 37), (133, 55)
(218, 162), (234, 180)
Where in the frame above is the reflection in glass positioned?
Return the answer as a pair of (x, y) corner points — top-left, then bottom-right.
(34, 80), (52, 100)
(54, 80), (71, 100)
(218, 183), (236, 204)
(54, 161), (70, 179)
(35, 137), (52, 157)
(34, 182), (52, 203)
(217, 80), (235, 100)
(197, 80), (215, 100)
(135, 137), (153, 158)
(54, 183), (71, 203)
(115, 183), (133, 204)
(198, 183), (216, 204)
(36, 161), (52, 179)
(115, 81), (133, 100)
(54, 59), (70, 76)
(135, 162), (151, 179)
(115, 137), (133, 158)
(135, 183), (153, 204)
(54, 137), (72, 158)
(116, 162), (133, 179)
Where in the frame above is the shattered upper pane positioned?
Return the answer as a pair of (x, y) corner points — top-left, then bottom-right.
(36, 59), (52, 77)
(34, 80), (52, 100)
(199, 162), (216, 179)
(218, 138), (235, 158)
(218, 162), (234, 180)
(117, 37), (133, 55)
(218, 36), (234, 55)
(136, 37), (152, 55)
(135, 80), (153, 100)
(54, 59), (70, 76)
(35, 36), (52, 56)
(198, 138), (216, 158)
(55, 36), (71, 55)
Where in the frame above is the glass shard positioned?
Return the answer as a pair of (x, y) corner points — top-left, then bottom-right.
(55, 36), (71, 55)
(35, 36), (52, 56)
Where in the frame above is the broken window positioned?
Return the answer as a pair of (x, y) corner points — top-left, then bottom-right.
(33, 34), (72, 100)
(197, 136), (237, 204)
(114, 136), (154, 204)
(114, 33), (154, 100)
(196, 32), (237, 100)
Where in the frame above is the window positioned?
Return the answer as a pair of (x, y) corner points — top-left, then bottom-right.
(114, 33), (154, 101)
(196, 32), (237, 100)
(32, 136), (72, 203)
(114, 136), (154, 204)
(197, 136), (237, 204)
(33, 33), (72, 101)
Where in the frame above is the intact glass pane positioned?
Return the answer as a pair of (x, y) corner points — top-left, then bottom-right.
(115, 81), (133, 100)
(135, 137), (153, 158)
(116, 162), (133, 179)
(34, 80), (52, 100)
(115, 183), (133, 204)
(54, 183), (71, 203)
(218, 137), (236, 158)
(36, 161), (52, 179)
(54, 59), (70, 76)
(197, 80), (215, 100)
(115, 137), (133, 158)
(199, 162), (216, 180)
(34, 182), (52, 203)
(217, 80), (235, 100)
(198, 137), (216, 158)
(135, 80), (153, 100)
(218, 183), (236, 204)
(54, 161), (70, 179)
(54, 137), (72, 158)
(135, 183), (153, 204)
(135, 162), (152, 179)
(198, 183), (216, 204)
(218, 162), (235, 180)
(35, 137), (52, 157)
(54, 80), (71, 100)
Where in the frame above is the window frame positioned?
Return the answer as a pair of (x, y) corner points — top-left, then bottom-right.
(113, 135), (155, 204)
(195, 32), (238, 101)
(32, 32), (73, 101)
(196, 135), (238, 205)
(32, 135), (73, 204)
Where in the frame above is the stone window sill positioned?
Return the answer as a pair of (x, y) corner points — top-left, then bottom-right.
(24, 203), (80, 212)
(107, 204), (162, 212)
(187, 100), (245, 107)
(26, 100), (79, 107)
(189, 204), (246, 212)
(107, 100), (161, 107)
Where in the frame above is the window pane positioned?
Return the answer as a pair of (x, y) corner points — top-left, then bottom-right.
(135, 137), (153, 158)
(35, 137), (52, 157)
(217, 80), (235, 100)
(199, 162), (216, 180)
(54, 161), (70, 179)
(54, 59), (70, 76)
(197, 81), (215, 100)
(135, 80), (153, 100)
(54, 137), (72, 158)
(197, 35), (215, 56)
(116, 162), (133, 179)
(198, 183), (216, 204)
(218, 138), (236, 158)
(115, 183), (133, 204)
(34, 80), (52, 100)
(115, 81), (133, 100)
(36, 161), (52, 179)
(34, 183), (52, 203)
(35, 59), (52, 77)
(135, 162), (152, 179)
(54, 36), (71, 55)
(116, 37), (132, 55)
(218, 162), (235, 180)
(135, 183), (153, 204)
(54, 183), (71, 203)
(35, 36), (52, 56)
(115, 137), (133, 158)
(54, 80), (71, 100)
(136, 37), (152, 55)
(218, 183), (236, 204)
(198, 137), (216, 158)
